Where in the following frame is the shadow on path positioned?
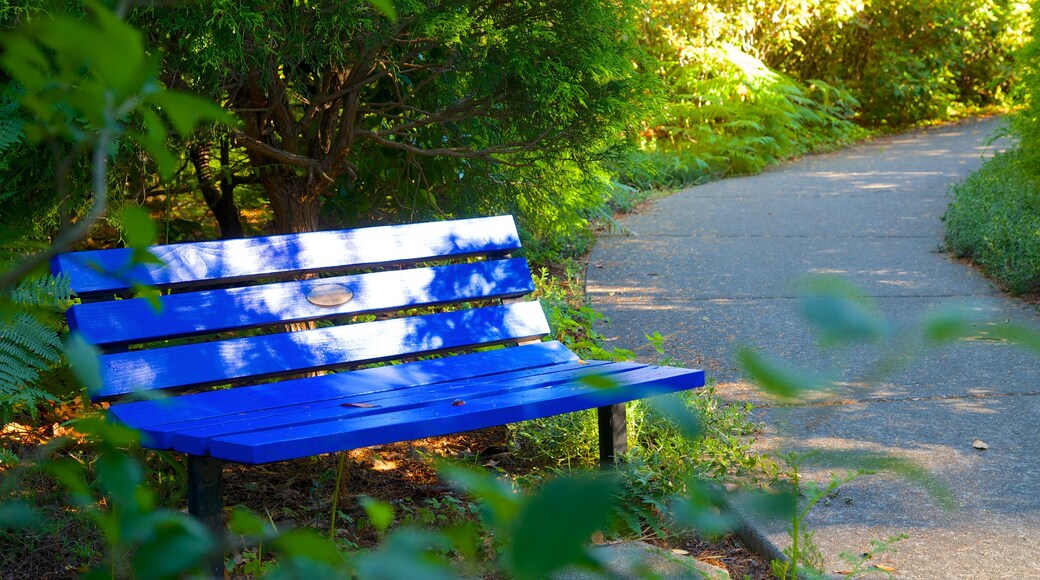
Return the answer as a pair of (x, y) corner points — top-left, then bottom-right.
(587, 118), (1040, 579)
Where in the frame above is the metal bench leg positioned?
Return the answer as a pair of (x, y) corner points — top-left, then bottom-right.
(187, 455), (225, 578)
(597, 403), (627, 466)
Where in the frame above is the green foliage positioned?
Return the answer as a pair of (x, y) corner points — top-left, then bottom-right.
(630, 0), (1028, 197)
(944, 149), (1040, 294)
(0, 274), (73, 422)
(2, 1), (227, 165)
(947, 3), (1040, 295)
(137, 0), (660, 237)
(731, 278), (1040, 576)
(1, 418), (218, 578)
(771, 0), (1029, 126)
(443, 466), (619, 579)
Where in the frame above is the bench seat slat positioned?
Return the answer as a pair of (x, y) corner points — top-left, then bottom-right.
(208, 364), (704, 464)
(109, 341), (580, 432)
(147, 361), (628, 453)
(97, 301), (549, 399)
(69, 259), (534, 347)
(52, 216), (521, 296)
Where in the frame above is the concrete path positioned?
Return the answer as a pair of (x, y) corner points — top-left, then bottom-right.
(587, 118), (1040, 579)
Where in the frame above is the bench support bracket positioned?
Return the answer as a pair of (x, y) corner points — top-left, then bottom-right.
(597, 403), (627, 465)
(187, 455), (224, 578)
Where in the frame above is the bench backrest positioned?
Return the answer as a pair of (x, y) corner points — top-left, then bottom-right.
(52, 216), (550, 402)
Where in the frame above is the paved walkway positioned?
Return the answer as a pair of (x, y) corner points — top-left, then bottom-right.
(587, 118), (1040, 579)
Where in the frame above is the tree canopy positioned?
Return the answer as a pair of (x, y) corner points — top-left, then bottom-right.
(138, 0), (658, 235)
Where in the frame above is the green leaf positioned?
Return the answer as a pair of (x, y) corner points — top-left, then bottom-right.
(737, 487), (798, 520)
(647, 394), (702, 441)
(52, 1), (145, 94)
(264, 558), (343, 580)
(578, 373), (617, 390)
(645, 331), (666, 354)
(74, 415), (141, 447)
(441, 464), (521, 529)
(797, 276), (885, 346)
(735, 346), (827, 398)
(131, 248), (165, 266)
(352, 529), (454, 580)
(509, 475), (617, 579)
(367, 0), (397, 20)
(228, 507), (266, 536)
(0, 501), (40, 529)
(985, 323), (1040, 354)
(132, 283), (163, 313)
(442, 521), (480, 563)
(121, 206), (157, 249)
(273, 528), (344, 566)
(45, 458), (92, 506)
(921, 305), (984, 345)
(95, 450), (143, 504)
(0, 35), (50, 92)
(63, 333), (103, 396)
(360, 497), (394, 533)
(136, 108), (178, 180)
(799, 450), (956, 511)
(670, 480), (739, 535)
(148, 91), (234, 136)
(133, 511), (215, 579)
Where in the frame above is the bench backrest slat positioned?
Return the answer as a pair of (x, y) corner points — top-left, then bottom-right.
(52, 216), (521, 297)
(95, 301), (549, 400)
(68, 258), (534, 348)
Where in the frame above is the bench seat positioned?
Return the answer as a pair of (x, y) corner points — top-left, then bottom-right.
(53, 215), (705, 573)
(112, 341), (695, 464)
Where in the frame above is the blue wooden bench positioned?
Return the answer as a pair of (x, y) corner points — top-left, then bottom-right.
(53, 215), (704, 569)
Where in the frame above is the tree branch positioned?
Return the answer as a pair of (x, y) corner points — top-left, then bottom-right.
(232, 130), (332, 183)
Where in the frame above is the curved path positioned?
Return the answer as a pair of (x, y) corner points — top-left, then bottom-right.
(587, 118), (1040, 579)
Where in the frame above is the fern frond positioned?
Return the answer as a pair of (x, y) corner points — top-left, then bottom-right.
(0, 87), (25, 154)
(8, 273), (73, 309)
(0, 304), (66, 421)
(0, 448), (18, 465)
(0, 361), (38, 386)
(0, 338), (42, 368)
(1, 313), (63, 361)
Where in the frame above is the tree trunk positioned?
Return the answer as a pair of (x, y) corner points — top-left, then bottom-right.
(266, 177), (323, 234)
(188, 142), (244, 239)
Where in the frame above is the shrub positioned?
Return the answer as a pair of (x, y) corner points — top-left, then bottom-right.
(944, 149), (1040, 294)
(638, 5), (866, 185)
(770, 0), (1030, 125)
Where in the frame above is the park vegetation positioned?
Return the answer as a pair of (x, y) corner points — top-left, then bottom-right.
(0, 0), (1033, 577)
(946, 1), (1040, 295)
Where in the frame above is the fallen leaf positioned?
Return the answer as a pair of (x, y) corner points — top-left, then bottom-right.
(341, 402), (377, 408)
(670, 548), (689, 556)
(874, 564), (897, 573)
(972, 439), (988, 450)
(452, 400), (465, 407)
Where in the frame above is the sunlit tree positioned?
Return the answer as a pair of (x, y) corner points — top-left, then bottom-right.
(140, 0), (658, 234)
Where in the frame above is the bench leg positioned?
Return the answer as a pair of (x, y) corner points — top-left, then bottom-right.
(597, 403), (627, 466)
(187, 455), (225, 578)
